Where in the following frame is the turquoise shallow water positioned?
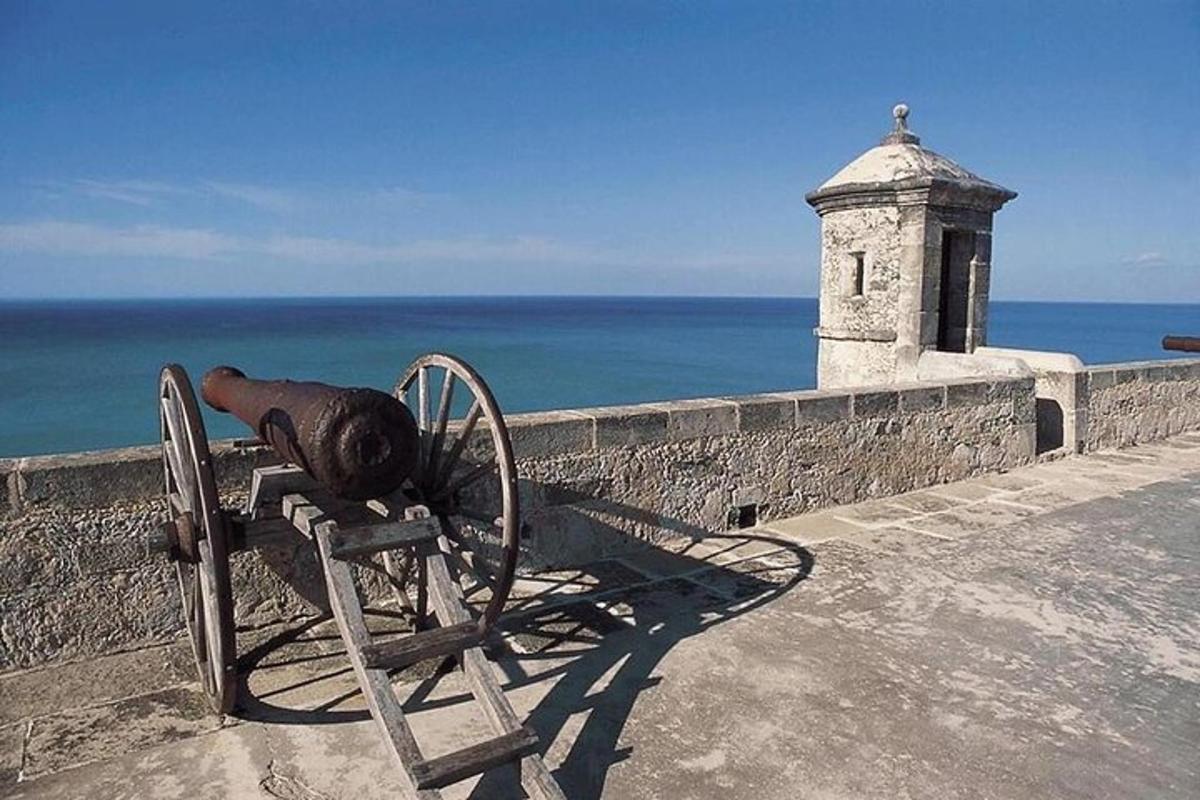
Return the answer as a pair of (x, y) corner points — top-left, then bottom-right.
(1, 296), (1196, 457)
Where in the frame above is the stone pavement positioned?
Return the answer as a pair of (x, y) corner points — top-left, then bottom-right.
(2, 433), (1198, 799)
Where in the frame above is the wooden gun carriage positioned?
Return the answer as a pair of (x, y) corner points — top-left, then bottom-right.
(150, 354), (564, 799)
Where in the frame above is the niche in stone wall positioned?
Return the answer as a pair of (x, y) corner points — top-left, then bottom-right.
(1036, 398), (1065, 454)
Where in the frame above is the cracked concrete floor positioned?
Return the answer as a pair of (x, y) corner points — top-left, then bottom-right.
(2, 433), (1199, 799)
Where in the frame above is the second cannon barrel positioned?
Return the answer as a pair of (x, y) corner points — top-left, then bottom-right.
(1162, 336), (1200, 354)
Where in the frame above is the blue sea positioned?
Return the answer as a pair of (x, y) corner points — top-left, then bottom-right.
(1, 297), (1196, 458)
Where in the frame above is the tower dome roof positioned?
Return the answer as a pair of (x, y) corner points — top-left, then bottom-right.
(806, 104), (1016, 213)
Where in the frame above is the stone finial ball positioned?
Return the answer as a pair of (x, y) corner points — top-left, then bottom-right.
(893, 103), (909, 121)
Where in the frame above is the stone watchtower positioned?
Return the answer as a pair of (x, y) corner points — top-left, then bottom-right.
(805, 105), (1017, 389)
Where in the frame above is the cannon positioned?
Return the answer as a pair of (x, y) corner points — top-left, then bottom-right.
(1163, 336), (1200, 354)
(199, 366), (422, 500)
(152, 354), (564, 799)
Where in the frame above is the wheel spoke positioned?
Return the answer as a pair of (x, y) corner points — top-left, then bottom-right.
(417, 366), (430, 430)
(416, 366), (431, 477)
(440, 523), (497, 589)
(191, 567), (208, 664)
(431, 400), (483, 491)
(433, 456), (496, 500)
(161, 397), (195, 505)
(453, 507), (503, 530)
(427, 368), (456, 479)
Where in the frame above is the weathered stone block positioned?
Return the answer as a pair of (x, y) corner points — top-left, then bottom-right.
(946, 380), (990, 407)
(505, 411), (593, 459)
(664, 399), (738, 440)
(853, 389), (899, 418)
(1114, 367), (1139, 385)
(1015, 423), (1038, 459)
(1158, 363), (1188, 382)
(792, 392), (851, 425)
(1088, 369), (1116, 391)
(19, 447), (162, 509)
(0, 569), (180, 670)
(1013, 396), (1037, 425)
(898, 385), (944, 414)
(999, 376), (1037, 399)
(584, 406), (669, 449)
(1138, 365), (1168, 383)
(0, 464), (14, 518)
(729, 394), (795, 432)
(212, 441), (281, 490)
(1072, 371), (1090, 407)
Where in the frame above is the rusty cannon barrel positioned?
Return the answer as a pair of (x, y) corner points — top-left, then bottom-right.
(1163, 336), (1200, 354)
(201, 366), (420, 500)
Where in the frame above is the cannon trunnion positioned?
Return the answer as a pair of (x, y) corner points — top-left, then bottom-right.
(151, 354), (564, 799)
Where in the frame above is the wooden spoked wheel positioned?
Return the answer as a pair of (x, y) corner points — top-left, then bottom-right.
(159, 364), (237, 713)
(395, 353), (520, 632)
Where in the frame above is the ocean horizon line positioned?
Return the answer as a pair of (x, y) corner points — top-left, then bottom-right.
(2, 294), (1197, 308)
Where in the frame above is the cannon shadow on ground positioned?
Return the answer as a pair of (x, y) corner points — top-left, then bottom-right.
(229, 480), (815, 799)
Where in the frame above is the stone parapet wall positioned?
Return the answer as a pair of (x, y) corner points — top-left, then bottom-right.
(0, 443), (294, 674)
(509, 379), (1035, 567)
(1084, 358), (1200, 451)
(1, 375), (1038, 671)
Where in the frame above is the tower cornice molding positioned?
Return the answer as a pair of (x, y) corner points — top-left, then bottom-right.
(806, 178), (1017, 216)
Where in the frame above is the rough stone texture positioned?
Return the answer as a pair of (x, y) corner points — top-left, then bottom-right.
(505, 410), (593, 459)
(4, 440), (1199, 799)
(0, 376), (1037, 673)
(514, 377), (1034, 569)
(1, 466), (14, 520)
(1085, 359), (1200, 450)
(815, 206), (903, 389)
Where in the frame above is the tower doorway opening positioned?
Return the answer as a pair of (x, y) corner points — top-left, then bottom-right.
(937, 230), (975, 352)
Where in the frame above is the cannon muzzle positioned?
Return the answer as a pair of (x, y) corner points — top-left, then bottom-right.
(1163, 336), (1200, 354)
(201, 366), (420, 500)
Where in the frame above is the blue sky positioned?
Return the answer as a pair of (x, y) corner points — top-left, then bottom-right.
(1, 1), (1197, 301)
